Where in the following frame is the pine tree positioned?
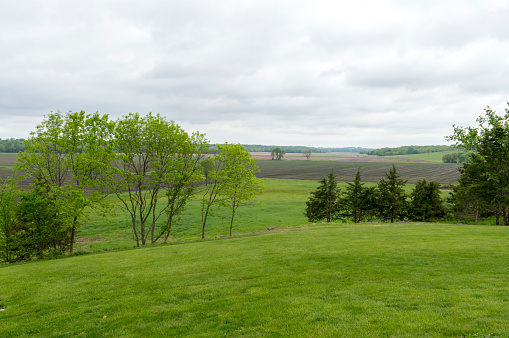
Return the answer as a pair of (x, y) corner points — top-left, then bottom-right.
(409, 179), (447, 221)
(377, 164), (407, 223)
(305, 171), (343, 223)
(344, 169), (364, 223)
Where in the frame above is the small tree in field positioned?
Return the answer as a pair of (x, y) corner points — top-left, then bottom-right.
(303, 148), (312, 160)
(271, 147), (285, 160)
(305, 171), (343, 223)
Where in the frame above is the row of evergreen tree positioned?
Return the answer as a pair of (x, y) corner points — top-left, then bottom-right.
(305, 165), (448, 224)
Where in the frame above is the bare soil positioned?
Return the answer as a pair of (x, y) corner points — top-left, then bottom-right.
(251, 152), (430, 163)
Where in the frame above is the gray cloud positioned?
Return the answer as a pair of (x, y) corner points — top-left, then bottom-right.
(1, 0), (509, 147)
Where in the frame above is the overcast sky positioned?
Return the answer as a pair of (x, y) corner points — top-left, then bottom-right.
(1, 0), (509, 148)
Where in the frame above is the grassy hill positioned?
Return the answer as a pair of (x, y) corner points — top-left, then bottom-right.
(2, 223), (509, 336)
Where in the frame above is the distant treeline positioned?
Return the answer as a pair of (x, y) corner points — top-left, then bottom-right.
(0, 138), (27, 153)
(361, 145), (456, 156)
(237, 145), (373, 153)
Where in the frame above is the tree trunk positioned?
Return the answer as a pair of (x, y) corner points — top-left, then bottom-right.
(230, 208), (236, 236)
(496, 212), (500, 225)
(504, 208), (509, 226)
(475, 209), (478, 225)
(202, 209), (210, 239)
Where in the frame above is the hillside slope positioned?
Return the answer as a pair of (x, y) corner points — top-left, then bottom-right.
(1, 223), (508, 336)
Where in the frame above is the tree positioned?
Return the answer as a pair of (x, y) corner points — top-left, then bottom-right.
(442, 152), (459, 163)
(303, 148), (312, 160)
(408, 179), (447, 221)
(377, 164), (407, 223)
(200, 143), (264, 238)
(450, 152), (497, 224)
(200, 157), (214, 186)
(448, 104), (509, 225)
(271, 147), (285, 160)
(219, 144), (264, 236)
(15, 111), (116, 253)
(305, 171), (343, 223)
(112, 113), (208, 246)
(344, 169), (365, 223)
(0, 177), (21, 263)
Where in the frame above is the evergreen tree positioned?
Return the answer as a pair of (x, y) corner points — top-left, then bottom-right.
(344, 169), (365, 223)
(305, 171), (343, 223)
(377, 165), (407, 223)
(409, 179), (447, 222)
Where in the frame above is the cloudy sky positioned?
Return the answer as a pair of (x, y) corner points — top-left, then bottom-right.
(1, 0), (509, 148)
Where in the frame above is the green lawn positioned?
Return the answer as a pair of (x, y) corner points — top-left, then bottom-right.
(76, 178), (441, 253)
(2, 223), (509, 336)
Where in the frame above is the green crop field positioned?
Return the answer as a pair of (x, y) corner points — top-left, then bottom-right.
(0, 153), (18, 170)
(2, 223), (509, 336)
(382, 151), (460, 162)
(256, 160), (461, 184)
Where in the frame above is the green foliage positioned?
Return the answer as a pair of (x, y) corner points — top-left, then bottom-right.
(112, 113), (208, 246)
(0, 180), (73, 263)
(448, 104), (509, 225)
(344, 169), (364, 223)
(200, 143), (264, 238)
(0, 138), (27, 153)
(442, 152), (471, 163)
(377, 165), (407, 223)
(270, 147), (286, 160)
(408, 179), (447, 221)
(364, 145), (456, 156)
(15, 111), (116, 253)
(0, 177), (21, 263)
(303, 148), (312, 160)
(343, 169), (379, 223)
(305, 171), (344, 222)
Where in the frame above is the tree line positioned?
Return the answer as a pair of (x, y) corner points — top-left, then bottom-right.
(0, 139), (27, 153)
(305, 165), (447, 224)
(0, 111), (264, 263)
(306, 103), (509, 226)
(363, 145), (456, 156)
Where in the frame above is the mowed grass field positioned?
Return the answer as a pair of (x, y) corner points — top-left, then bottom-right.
(256, 159), (461, 184)
(2, 223), (509, 336)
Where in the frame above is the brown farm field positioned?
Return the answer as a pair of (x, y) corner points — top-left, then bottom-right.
(250, 152), (430, 162)
(255, 159), (461, 184)
(0, 153), (461, 185)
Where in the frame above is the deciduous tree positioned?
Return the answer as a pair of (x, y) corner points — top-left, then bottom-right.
(112, 113), (208, 246)
(448, 104), (509, 225)
(271, 147), (285, 160)
(303, 148), (312, 160)
(15, 111), (116, 253)
(200, 143), (264, 238)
